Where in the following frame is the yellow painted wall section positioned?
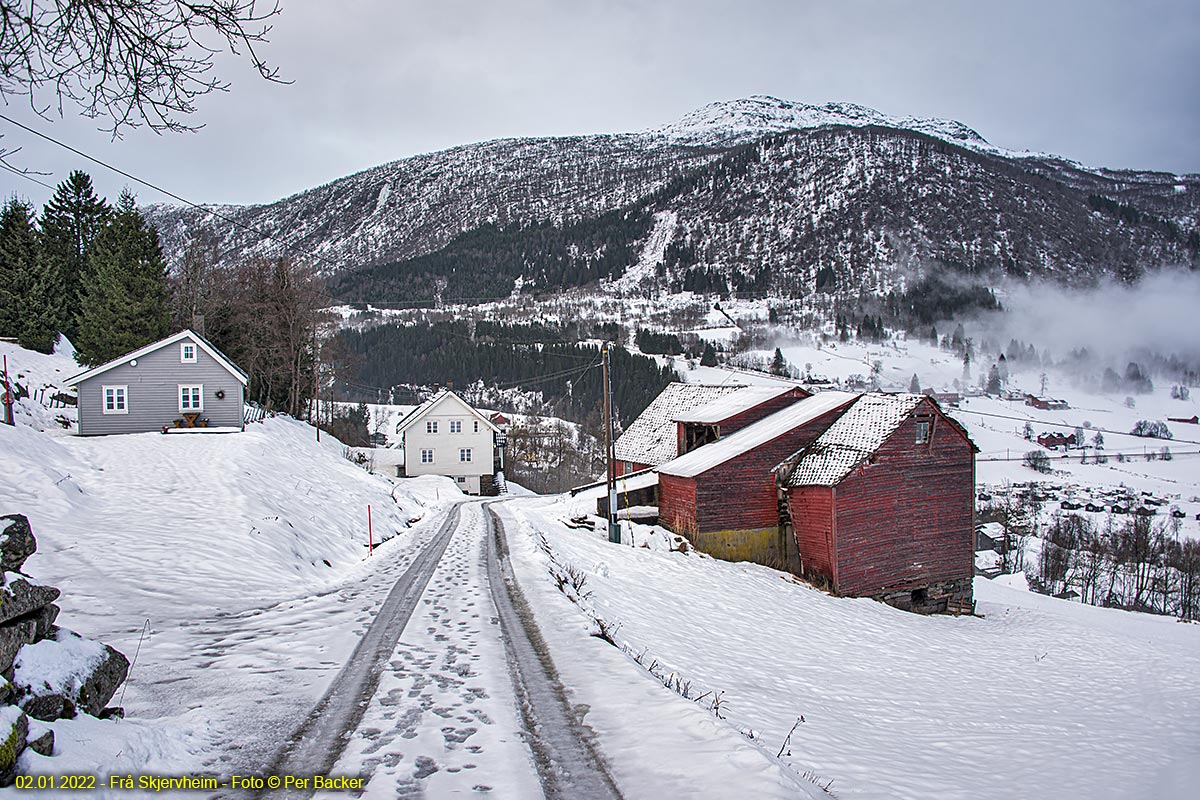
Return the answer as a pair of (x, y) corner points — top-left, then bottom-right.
(691, 526), (798, 570)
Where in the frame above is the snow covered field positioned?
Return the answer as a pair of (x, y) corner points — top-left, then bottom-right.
(504, 497), (1200, 800)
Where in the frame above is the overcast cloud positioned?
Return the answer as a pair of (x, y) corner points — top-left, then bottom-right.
(2, 0), (1198, 209)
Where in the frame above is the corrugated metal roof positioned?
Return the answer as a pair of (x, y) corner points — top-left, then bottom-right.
(673, 385), (800, 423)
(658, 391), (857, 478)
(613, 383), (746, 466)
(782, 393), (925, 487)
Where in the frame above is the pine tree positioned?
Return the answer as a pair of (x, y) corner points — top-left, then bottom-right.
(909, 374), (921, 393)
(75, 190), (170, 365)
(770, 347), (787, 376)
(700, 342), (718, 367)
(0, 198), (58, 353)
(39, 171), (110, 342)
(986, 364), (1001, 395)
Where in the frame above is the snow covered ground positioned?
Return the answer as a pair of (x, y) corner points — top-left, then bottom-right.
(504, 497), (1200, 800)
(0, 340), (464, 793)
(3, 328), (1198, 798)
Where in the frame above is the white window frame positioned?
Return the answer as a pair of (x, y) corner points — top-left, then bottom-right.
(102, 385), (128, 415)
(915, 419), (931, 444)
(420, 448), (435, 464)
(426, 420), (438, 434)
(460, 448), (472, 462)
(180, 342), (197, 363)
(474, 420), (480, 432)
(449, 419), (462, 434)
(179, 384), (204, 412)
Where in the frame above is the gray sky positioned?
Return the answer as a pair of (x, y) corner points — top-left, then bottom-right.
(2, 0), (1198, 210)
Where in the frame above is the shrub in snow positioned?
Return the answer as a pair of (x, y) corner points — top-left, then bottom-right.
(1023, 450), (1052, 474)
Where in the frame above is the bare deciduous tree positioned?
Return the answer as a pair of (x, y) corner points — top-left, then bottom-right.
(0, 1), (284, 134)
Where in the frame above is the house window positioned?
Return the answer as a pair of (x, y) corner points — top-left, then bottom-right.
(915, 420), (930, 444)
(460, 448), (472, 462)
(449, 420), (462, 433)
(426, 420), (438, 434)
(180, 342), (197, 363)
(456, 476), (467, 484)
(421, 449), (435, 463)
(473, 420), (479, 432)
(179, 385), (203, 412)
(102, 385), (128, 414)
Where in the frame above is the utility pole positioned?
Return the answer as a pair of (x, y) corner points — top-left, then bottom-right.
(602, 342), (620, 544)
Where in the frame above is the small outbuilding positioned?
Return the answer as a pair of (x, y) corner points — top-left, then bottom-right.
(66, 329), (247, 436)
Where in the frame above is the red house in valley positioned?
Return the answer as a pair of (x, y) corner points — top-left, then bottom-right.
(658, 392), (856, 567)
(775, 394), (977, 613)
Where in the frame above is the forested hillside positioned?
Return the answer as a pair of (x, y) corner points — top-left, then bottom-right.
(337, 322), (675, 426)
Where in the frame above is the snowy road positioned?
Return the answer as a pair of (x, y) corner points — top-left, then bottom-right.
(255, 500), (622, 799)
(260, 505), (463, 797)
(483, 505), (622, 800)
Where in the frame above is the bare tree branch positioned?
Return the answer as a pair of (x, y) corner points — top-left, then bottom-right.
(0, 1), (286, 135)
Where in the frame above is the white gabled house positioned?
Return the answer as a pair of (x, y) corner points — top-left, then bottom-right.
(395, 390), (500, 495)
(66, 329), (248, 436)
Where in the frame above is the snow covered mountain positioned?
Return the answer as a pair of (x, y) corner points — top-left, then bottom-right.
(145, 97), (1200, 306)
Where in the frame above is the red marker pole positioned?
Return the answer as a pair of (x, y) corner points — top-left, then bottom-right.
(2, 355), (13, 426)
(367, 504), (374, 556)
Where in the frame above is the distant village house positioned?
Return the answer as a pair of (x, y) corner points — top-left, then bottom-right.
(395, 390), (502, 495)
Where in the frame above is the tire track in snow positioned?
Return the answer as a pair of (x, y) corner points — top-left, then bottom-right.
(252, 504), (462, 798)
(485, 503), (623, 800)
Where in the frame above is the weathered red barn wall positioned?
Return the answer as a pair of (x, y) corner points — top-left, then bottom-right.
(693, 406), (847, 536)
(832, 409), (975, 599)
(787, 486), (836, 583)
(658, 473), (697, 533)
(614, 460), (650, 477)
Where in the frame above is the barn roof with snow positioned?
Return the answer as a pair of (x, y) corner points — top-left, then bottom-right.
(779, 393), (977, 487)
(673, 385), (802, 424)
(613, 383), (747, 466)
(659, 391), (857, 478)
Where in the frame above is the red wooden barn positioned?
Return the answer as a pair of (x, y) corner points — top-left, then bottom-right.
(658, 391), (856, 567)
(612, 384), (745, 476)
(612, 383), (808, 475)
(775, 394), (977, 613)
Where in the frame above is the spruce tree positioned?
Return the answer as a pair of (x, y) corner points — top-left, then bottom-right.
(909, 374), (921, 393)
(770, 347), (787, 376)
(0, 198), (58, 352)
(39, 171), (110, 342)
(75, 190), (170, 365)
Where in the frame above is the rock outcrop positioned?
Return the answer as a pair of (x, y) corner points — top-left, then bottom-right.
(0, 515), (129, 785)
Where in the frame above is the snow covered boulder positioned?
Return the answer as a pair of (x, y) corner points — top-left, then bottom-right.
(0, 619), (39, 677)
(0, 516), (36, 574)
(0, 705), (28, 785)
(0, 574), (60, 626)
(11, 629), (130, 721)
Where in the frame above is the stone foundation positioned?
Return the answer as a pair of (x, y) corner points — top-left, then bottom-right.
(872, 576), (974, 615)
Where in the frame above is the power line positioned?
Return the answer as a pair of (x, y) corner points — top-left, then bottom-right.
(0, 112), (345, 272)
(946, 404), (1200, 446)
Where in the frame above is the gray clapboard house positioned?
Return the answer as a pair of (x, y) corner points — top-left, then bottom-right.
(67, 330), (248, 436)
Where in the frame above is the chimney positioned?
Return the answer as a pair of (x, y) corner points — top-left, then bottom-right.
(193, 312), (206, 337)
